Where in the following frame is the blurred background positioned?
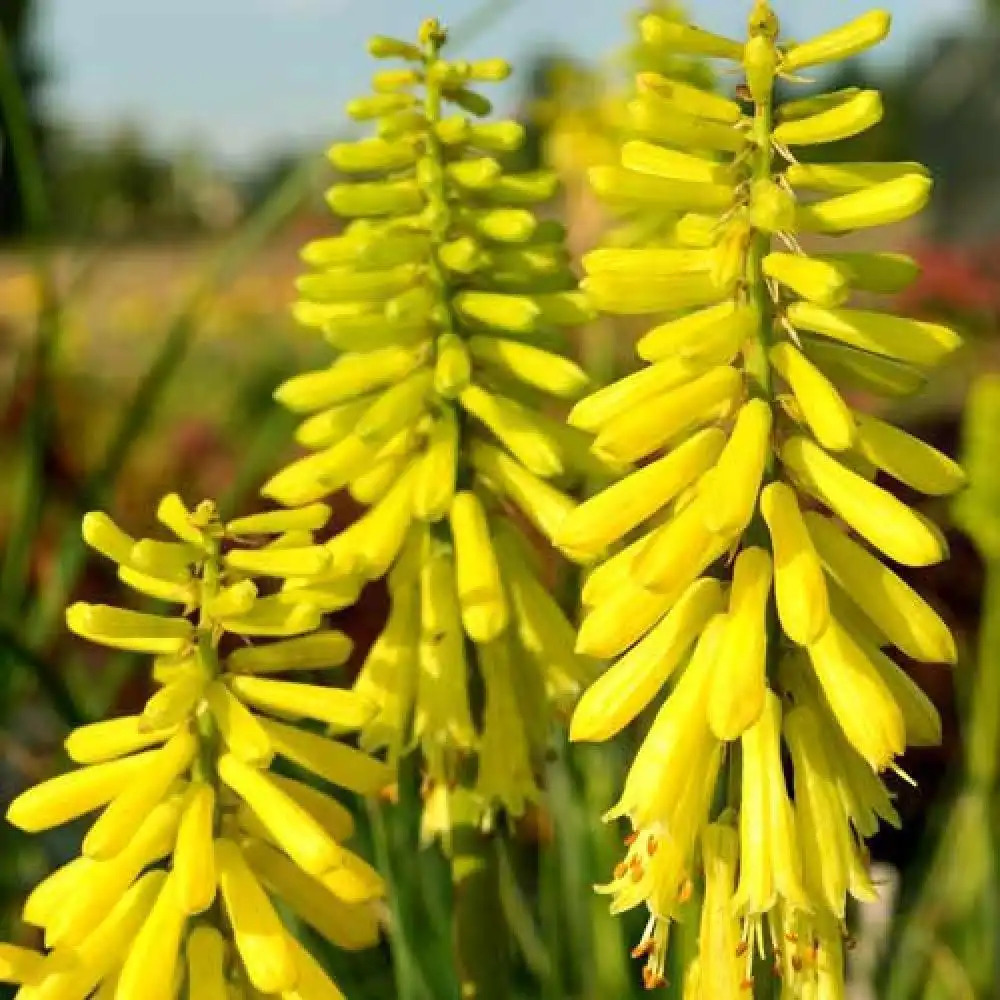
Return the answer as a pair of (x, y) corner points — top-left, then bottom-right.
(2, 1), (1000, 997)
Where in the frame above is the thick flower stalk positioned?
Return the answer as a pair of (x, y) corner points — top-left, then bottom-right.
(262, 20), (596, 815)
(555, 4), (964, 994)
(0, 496), (389, 1000)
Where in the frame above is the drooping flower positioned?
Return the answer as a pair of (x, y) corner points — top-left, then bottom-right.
(266, 20), (598, 818)
(558, 2), (963, 990)
(1, 497), (387, 998)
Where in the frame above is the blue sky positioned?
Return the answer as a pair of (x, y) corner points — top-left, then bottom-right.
(39, 0), (977, 163)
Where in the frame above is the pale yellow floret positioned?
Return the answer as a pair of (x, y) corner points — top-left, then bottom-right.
(215, 838), (298, 993)
(806, 617), (905, 770)
(186, 926), (228, 1000)
(570, 577), (723, 743)
(770, 342), (855, 451)
(760, 482), (829, 645)
(115, 872), (187, 1000)
(734, 691), (808, 915)
(173, 784), (217, 915)
(700, 399), (772, 536)
(555, 428), (726, 562)
(218, 753), (343, 876)
(204, 681), (273, 766)
(805, 511), (956, 663)
(449, 491), (508, 643)
(708, 547), (772, 741)
(783, 435), (947, 567)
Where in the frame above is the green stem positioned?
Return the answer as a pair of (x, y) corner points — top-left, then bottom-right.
(450, 785), (509, 1000)
(966, 560), (1000, 788)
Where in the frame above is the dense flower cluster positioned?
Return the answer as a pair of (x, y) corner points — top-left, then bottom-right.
(555, 4), (964, 994)
(263, 20), (598, 815)
(0, 497), (387, 999)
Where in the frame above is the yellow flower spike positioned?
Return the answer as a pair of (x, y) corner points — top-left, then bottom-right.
(412, 410), (459, 521)
(786, 160), (928, 195)
(65, 715), (177, 764)
(734, 692), (808, 917)
(854, 411), (966, 496)
(65, 603), (193, 655)
(781, 10), (892, 73)
(570, 577), (724, 743)
(7, 497), (381, 999)
(6, 748), (159, 833)
(805, 511), (956, 664)
(556, 429), (725, 562)
(769, 342), (855, 450)
(591, 365), (741, 464)
(806, 617), (906, 771)
(708, 547), (772, 741)
(783, 435), (947, 567)
(226, 504), (332, 537)
(82, 729), (197, 860)
(115, 872), (187, 1000)
(637, 301), (758, 364)
(796, 173), (932, 233)
(229, 676), (374, 734)
(762, 252), (850, 308)
(583, 245), (716, 278)
(760, 482), (829, 645)
(173, 784), (217, 915)
(186, 926), (228, 1000)
(215, 838), (298, 994)
(218, 754), (343, 876)
(699, 399), (772, 536)
(784, 706), (879, 917)
(449, 491), (508, 643)
(697, 822), (744, 1000)
(772, 89), (882, 147)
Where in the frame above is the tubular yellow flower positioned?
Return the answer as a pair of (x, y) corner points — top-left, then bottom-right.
(707, 547), (772, 740)
(2, 497), (385, 999)
(266, 20), (594, 817)
(561, 2), (959, 989)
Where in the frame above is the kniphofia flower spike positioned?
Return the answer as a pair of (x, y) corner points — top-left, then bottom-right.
(265, 20), (597, 816)
(1, 497), (388, 999)
(557, 4), (963, 994)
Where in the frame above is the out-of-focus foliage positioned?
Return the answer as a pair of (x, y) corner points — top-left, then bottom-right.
(0, 0), (45, 236)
